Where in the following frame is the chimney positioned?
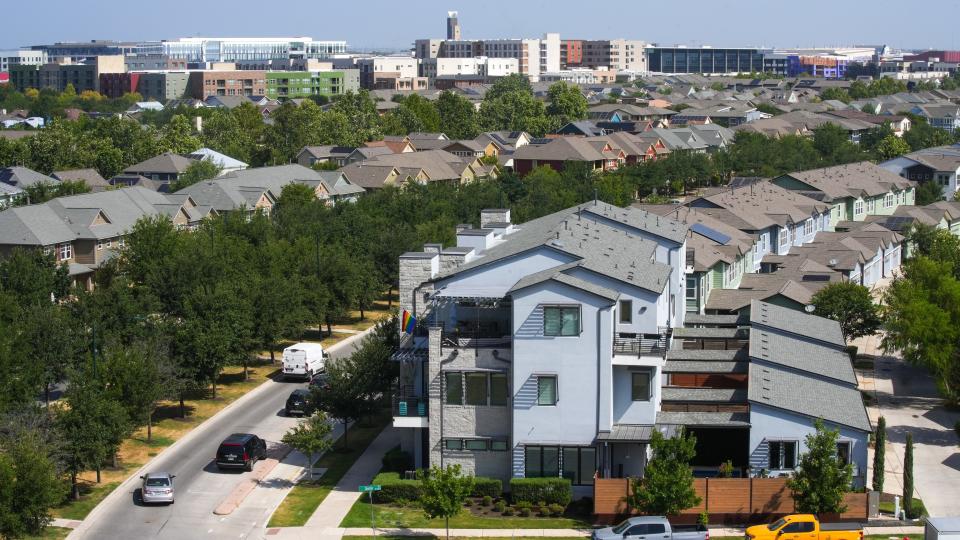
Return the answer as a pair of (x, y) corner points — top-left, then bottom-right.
(455, 223), (472, 234)
(480, 208), (511, 228)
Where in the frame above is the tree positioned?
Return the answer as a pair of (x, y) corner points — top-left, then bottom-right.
(872, 416), (886, 493)
(903, 432), (914, 518)
(312, 357), (364, 448)
(546, 82), (588, 126)
(788, 419), (853, 514)
(883, 258), (960, 405)
(102, 344), (176, 442)
(281, 411), (334, 481)
(874, 135), (911, 161)
(15, 303), (80, 406)
(626, 428), (701, 516)
(915, 180), (944, 205)
(479, 91), (554, 136)
(0, 248), (70, 306)
(436, 91), (479, 139)
(159, 114), (201, 154)
(417, 464), (474, 540)
(809, 282), (882, 340)
(169, 159), (221, 192)
(0, 432), (66, 539)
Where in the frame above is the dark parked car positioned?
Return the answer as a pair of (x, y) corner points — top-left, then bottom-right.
(309, 372), (330, 390)
(215, 433), (267, 471)
(285, 389), (314, 416)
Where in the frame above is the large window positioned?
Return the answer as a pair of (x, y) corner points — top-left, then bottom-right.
(537, 375), (557, 406)
(854, 200), (865, 216)
(526, 446), (596, 485)
(804, 219), (813, 236)
(58, 243), (72, 261)
(490, 373), (508, 406)
(836, 441), (851, 465)
(445, 372), (462, 405)
(631, 371), (651, 401)
(618, 300), (633, 324)
(686, 277), (697, 299)
(768, 440), (798, 469)
(465, 373), (488, 405)
(885, 193), (895, 208)
(543, 306), (580, 336)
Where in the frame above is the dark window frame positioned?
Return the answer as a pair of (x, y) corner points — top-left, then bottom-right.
(537, 375), (558, 406)
(543, 305), (581, 337)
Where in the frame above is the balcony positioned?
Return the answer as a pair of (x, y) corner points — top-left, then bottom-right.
(613, 331), (668, 358)
(440, 322), (511, 348)
(392, 392), (428, 428)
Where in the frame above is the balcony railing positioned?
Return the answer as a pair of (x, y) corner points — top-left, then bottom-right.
(441, 324), (511, 348)
(392, 395), (428, 418)
(613, 331), (669, 357)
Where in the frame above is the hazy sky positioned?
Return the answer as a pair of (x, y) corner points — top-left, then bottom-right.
(4, 0), (959, 52)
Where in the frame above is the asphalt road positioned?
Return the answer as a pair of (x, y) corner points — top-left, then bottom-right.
(71, 332), (368, 540)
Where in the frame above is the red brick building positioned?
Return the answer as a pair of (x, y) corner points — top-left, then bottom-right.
(187, 70), (266, 99)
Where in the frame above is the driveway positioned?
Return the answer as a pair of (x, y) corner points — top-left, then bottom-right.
(69, 331), (370, 540)
(860, 333), (960, 517)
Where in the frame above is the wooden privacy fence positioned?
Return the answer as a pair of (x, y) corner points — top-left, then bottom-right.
(594, 477), (868, 524)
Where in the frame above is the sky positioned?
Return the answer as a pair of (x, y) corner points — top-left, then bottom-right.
(3, 0), (959, 52)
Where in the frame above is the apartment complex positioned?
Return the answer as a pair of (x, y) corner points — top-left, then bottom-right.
(561, 39), (647, 72)
(415, 34), (560, 81)
(0, 49), (47, 74)
(160, 37), (347, 62)
(9, 55), (125, 92)
(264, 70), (360, 99)
(187, 70), (267, 98)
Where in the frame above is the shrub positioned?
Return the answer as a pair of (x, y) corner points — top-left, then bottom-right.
(482, 495), (493, 506)
(509, 478), (573, 506)
(463, 498), (473, 506)
(539, 505), (551, 517)
(381, 447), (413, 473)
(502, 505), (514, 516)
(373, 471), (423, 503)
(549, 503), (565, 517)
(494, 500), (506, 513)
(472, 477), (503, 498)
(518, 506), (531, 517)
(697, 511), (709, 527)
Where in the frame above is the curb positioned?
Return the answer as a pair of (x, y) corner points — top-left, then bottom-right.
(68, 326), (377, 539)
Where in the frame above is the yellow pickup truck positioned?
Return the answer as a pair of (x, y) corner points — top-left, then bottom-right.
(745, 514), (862, 540)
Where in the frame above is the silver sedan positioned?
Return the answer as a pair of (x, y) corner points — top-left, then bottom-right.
(140, 472), (175, 505)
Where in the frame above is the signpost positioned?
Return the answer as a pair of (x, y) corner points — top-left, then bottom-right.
(359, 485), (381, 536)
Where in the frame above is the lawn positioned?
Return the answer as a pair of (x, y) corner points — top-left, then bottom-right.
(51, 362), (277, 520)
(879, 497), (927, 517)
(267, 412), (390, 527)
(25, 526), (72, 540)
(340, 500), (593, 529)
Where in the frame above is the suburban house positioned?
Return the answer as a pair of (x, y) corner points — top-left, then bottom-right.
(338, 149), (492, 188)
(297, 146), (365, 168)
(187, 148), (249, 176)
(0, 166), (60, 190)
(512, 137), (625, 175)
(51, 168), (111, 192)
(394, 202), (870, 494)
(0, 187), (212, 288)
(880, 146), (960, 200)
(771, 161), (916, 228)
(911, 104), (960, 133)
(122, 152), (197, 188)
(587, 104), (677, 125)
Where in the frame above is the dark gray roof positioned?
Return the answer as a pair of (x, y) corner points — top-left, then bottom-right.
(124, 153), (196, 175)
(597, 424), (681, 442)
(666, 349), (749, 361)
(750, 328), (857, 385)
(663, 361), (749, 373)
(661, 387), (747, 402)
(508, 261), (620, 302)
(749, 363), (870, 432)
(683, 313), (742, 326)
(672, 327), (750, 339)
(750, 300), (845, 347)
(655, 411), (751, 427)
(0, 166), (59, 188)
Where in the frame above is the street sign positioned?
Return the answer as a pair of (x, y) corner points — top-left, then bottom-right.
(359, 484), (381, 492)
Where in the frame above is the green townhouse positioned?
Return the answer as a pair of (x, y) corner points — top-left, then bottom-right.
(264, 69), (359, 100)
(638, 205), (756, 314)
(771, 161), (915, 229)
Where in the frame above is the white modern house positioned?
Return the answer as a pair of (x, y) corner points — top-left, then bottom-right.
(880, 146), (960, 201)
(394, 203), (871, 494)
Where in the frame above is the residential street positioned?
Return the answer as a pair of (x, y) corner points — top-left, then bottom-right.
(68, 332), (369, 540)
(859, 333), (960, 517)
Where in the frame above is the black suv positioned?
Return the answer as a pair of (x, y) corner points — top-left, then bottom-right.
(215, 433), (267, 471)
(285, 389), (314, 416)
(309, 372), (330, 391)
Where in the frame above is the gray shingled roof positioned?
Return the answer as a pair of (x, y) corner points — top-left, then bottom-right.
(748, 363), (871, 432)
(655, 411), (751, 427)
(0, 166), (60, 188)
(665, 349), (749, 361)
(750, 300), (845, 347)
(750, 328), (857, 385)
(661, 387), (747, 402)
(672, 327), (750, 339)
(663, 361), (749, 373)
(683, 313), (742, 326)
(507, 262), (620, 302)
(124, 153), (196, 175)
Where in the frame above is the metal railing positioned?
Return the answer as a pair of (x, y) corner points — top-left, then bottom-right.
(392, 395), (428, 418)
(613, 331), (669, 357)
(437, 321), (512, 348)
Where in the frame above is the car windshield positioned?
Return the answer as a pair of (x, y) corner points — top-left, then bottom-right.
(145, 478), (170, 487)
(612, 520), (633, 534)
(767, 518), (787, 531)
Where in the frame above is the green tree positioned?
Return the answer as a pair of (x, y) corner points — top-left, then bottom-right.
(479, 91), (554, 136)
(436, 91), (479, 139)
(915, 180), (944, 205)
(874, 135), (911, 161)
(485, 73), (532, 100)
(15, 303), (80, 406)
(102, 344), (177, 442)
(546, 82), (588, 126)
(417, 464), (475, 540)
(312, 356), (364, 448)
(159, 114), (202, 154)
(0, 248), (70, 306)
(281, 411), (334, 481)
(810, 282), (882, 340)
(0, 433), (66, 539)
(169, 159), (221, 192)
(903, 432), (915, 518)
(626, 428), (701, 516)
(883, 257), (960, 405)
(397, 94), (441, 132)
(872, 416), (885, 492)
(788, 419), (853, 514)
(820, 88), (852, 103)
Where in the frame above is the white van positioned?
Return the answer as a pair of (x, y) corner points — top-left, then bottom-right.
(281, 342), (328, 380)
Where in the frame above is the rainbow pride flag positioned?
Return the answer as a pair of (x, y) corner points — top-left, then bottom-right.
(402, 310), (417, 334)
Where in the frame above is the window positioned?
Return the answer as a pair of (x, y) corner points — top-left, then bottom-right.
(527, 446), (595, 485)
(836, 441), (851, 465)
(58, 243), (72, 261)
(782, 522), (815, 534)
(444, 438), (463, 450)
(444, 372), (462, 405)
(725, 261), (736, 284)
(778, 228), (788, 249)
(631, 371), (651, 401)
(537, 375), (557, 406)
(96, 240), (103, 250)
(686, 277), (697, 299)
(768, 440), (798, 469)
(804, 219), (813, 236)
(490, 439), (509, 451)
(490, 373), (508, 406)
(885, 193), (895, 208)
(867, 199), (875, 213)
(464, 439), (488, 451)
(854, 199), (864, 216)
(543, 306), (580, 336)
(618, 300), (633, 324)
(465, 373), (488, 405)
